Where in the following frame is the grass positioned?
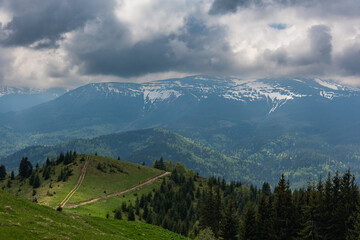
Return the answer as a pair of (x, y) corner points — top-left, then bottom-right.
(0, 189), (189, 240)
(4, 155), (163, 208)
(69, 155), (162, 203)
(67, 180), (162, 218)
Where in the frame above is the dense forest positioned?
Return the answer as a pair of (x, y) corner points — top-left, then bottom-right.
(116, 160), (360, 240)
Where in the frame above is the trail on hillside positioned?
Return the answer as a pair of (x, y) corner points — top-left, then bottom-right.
(59, 157), (90, 208)
(65, 171), (171, 208)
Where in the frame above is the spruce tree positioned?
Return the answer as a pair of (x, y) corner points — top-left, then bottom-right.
(19, 157), (32, 178)
(213, 185), (222, 237)
(0, 165), (6, 180)
(10, 170), (15, 180)
(273, 174), (295, 240)
(319, 173), (333, 239)
(298, 185), (321, 240)
(32, 174), (40, 188)
(114, 209), (122, 220)
(128, 204), (135, 221)
(257, 194), (273, 240)
(222, 198), (239, 240)
(340, 170), (359, 239)
(200, 182), (216, 233)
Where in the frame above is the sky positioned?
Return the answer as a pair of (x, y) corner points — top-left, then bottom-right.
(0, 0), (359, 88)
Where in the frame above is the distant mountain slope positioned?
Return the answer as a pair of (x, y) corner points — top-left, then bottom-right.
(2, 128), (359, 187)
(1, 76), (360, 186)
(1, 128), (252, 183)
(1, 75), (359, 159)
(0, 86), (66, 113)
(0, 189), (188, 240)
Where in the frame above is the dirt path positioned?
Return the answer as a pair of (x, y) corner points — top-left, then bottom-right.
(65, 171), (171, 209)
(58, 157), (90, 208)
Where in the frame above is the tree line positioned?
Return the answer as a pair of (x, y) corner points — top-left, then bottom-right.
(111, 159), (360, 240)
(1, 151), (78, 190)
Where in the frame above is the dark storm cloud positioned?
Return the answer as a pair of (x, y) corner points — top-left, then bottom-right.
(337, 44), (360, 75)
(295, 25), (332, 65)
(0, 0), (114, 47)
(209, 0), (360, 17)
(209, 0), (256, 14)
(66, 17), (233, 78)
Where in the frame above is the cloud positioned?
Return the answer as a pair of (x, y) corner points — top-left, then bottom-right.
(336, 42), (360, 76)
(209, 0), (254, 15)
(0, 0), (359, 88)
(0, 0), (114, 47)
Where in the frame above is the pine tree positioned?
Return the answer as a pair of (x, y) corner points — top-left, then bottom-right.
(128, 204), (135, 221)
(29, 173), (35, 186)
(213, 185), (222, 237)
(273, 174), (295, 240)
(114, 209), (122, 220)
(10, 170), (15, 180)
(56, 152), (65, 164)
(340, 170), (359, 239)
(262, 182), (271, 196)
(329, 171), (343, 239)
(298, 184), (321, 240)
(0, 165), (6, 180)
(200, 182), (216, 232)
(19, 157), (32, 178)
(142, 203), (149, 220)
(222, 198), (239, 240)
(319, 173), (333, 239)
(347, 209), (360, 240)
(257, 194), (273, 240)
(32, 174), (40, 188)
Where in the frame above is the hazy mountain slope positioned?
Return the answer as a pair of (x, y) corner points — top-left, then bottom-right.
(0, 128), (249, 183)
(1, 76), (359, 159)
(0, 87), (66, 113)
(1, 76), (359, 186)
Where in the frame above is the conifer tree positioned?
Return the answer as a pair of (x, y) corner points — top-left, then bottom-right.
(298, 185), (321, 240)
(19, 157), (32, 178)
(32, 174), (40, 188)
(0, 164), (6, 180)
(114, 209), (122, 220)
(329, 171), (343, 239)
(273, 174), (295, 240)
(257, 194), (273, 240)
(222, 198), (239, 240)
(29, 173), (35, 186)
(128, 204), (135, 221)
(213, 185), (222, 237)
(200, 182), (216, 233)
(10, 170), (15, 180)
(262, 182), (271, 196)
(340, 170), (359, 239)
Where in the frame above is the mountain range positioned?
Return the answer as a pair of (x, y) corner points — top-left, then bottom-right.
(1, 76), (359, 186)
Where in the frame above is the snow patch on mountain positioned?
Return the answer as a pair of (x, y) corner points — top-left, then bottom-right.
(222, 80), (306, 104)
(315, 78), (339, 90)
(141, 86), (182, 104)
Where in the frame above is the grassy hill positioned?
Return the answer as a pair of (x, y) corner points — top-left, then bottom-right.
(0, 189), (188, 240)
(4, 154), (163, 208)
